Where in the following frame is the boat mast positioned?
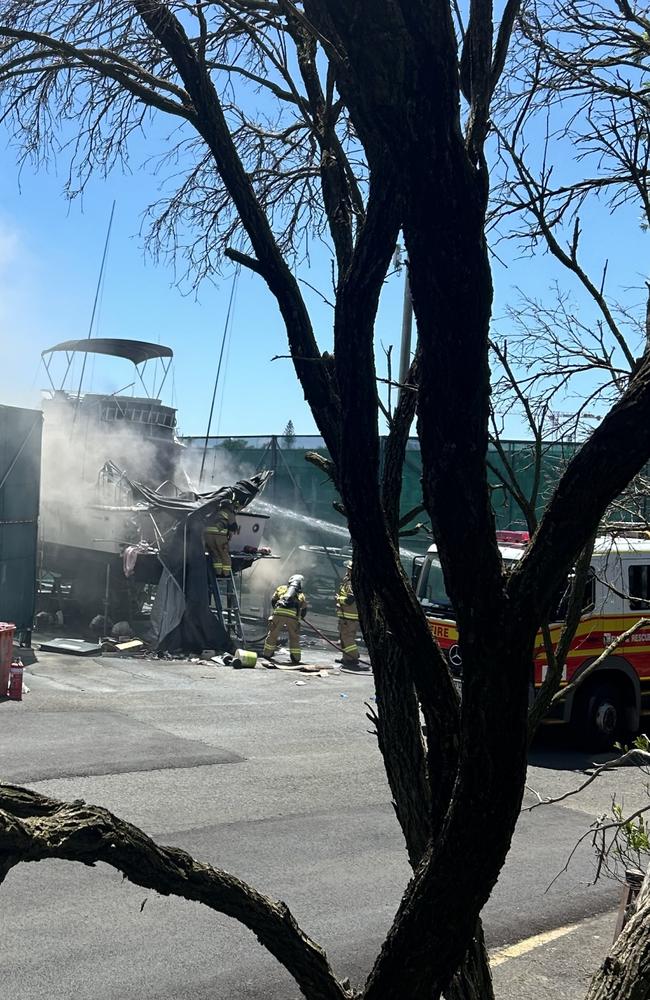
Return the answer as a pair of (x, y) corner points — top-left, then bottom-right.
(198, 266), (240, 486)
(72, 200), (116, 420)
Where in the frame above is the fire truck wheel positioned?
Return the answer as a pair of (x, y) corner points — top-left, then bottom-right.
(573, 680), (625, 750)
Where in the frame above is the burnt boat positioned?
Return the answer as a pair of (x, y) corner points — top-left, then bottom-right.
(38, 338), (269, 622)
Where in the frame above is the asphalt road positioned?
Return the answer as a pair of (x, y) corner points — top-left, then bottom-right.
(1, 642), (647, 999)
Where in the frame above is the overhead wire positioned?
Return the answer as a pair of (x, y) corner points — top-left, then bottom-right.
(215, 271), (240, 437)
(72, 199), (116, 421)
(198, 265), (241, 485)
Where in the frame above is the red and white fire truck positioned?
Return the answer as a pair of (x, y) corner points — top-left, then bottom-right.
(415, 531), (650, 747)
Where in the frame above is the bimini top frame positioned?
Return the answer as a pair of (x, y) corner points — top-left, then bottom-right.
(42, 338), (174, 400)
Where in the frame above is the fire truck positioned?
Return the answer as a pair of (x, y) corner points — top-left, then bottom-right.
(415, 531), (650, 747)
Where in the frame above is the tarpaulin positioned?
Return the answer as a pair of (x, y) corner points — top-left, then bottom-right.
(105, 467), (272, 654)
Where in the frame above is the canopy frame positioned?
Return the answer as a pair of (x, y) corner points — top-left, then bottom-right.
(41, 339), (174, 398)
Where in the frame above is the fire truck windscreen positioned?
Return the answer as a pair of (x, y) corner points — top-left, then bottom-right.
(417, 545), (523, 617)
(417, 544), (596, 621)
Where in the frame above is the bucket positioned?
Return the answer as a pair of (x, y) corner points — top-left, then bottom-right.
(232, 648), (257, 669)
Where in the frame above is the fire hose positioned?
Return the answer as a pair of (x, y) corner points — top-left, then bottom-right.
(302, 617), (372, 668)
(243, 612), (372, 668)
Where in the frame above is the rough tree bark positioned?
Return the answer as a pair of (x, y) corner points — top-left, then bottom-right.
(585, 865), (650, 1000)
(354, 354), (434, 870)
(314, 345), (495, 1000)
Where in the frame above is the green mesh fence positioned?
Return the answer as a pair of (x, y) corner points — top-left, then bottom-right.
(181, 434), (583, 542)
(180, 435), (650, 620)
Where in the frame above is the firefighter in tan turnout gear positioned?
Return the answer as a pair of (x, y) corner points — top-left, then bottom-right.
(336, 560), (361, 667)
(263, 575), (307, 664)
(203, 493), (239, 577)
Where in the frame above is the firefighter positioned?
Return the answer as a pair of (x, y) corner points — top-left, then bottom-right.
(204, 493), (239, 577)
(336, 560), (361, 667)
(263, 575), (307, 664)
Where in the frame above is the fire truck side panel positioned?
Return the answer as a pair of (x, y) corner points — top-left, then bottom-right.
(417, 538), (650, 736)
(553, 654), (641, 729)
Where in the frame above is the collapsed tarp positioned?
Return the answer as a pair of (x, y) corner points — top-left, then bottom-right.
(128, 472), (272, 518)
(153, 515), (229, 654)
(104, 466), (272, 654)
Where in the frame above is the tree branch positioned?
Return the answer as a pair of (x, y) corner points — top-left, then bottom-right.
(0, 784), (353, 1000)
(0, 26), (194, 121)
(528, 534), (597, 737)
(490, 0), (521, 96)
(552, 616), (650, 705)
(132, 0), (341, 451)
(525, 747), (650, 812)
(511, 358), (650, 629)
(225, 246), (264, 273)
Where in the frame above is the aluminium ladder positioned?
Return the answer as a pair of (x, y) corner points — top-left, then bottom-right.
(206, 558), (246, 645)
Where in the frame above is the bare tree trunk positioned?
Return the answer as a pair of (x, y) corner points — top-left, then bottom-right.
(354, 580), (432, 868)
(585, 866), (650, 1000)
(445, 923), (495, 1000)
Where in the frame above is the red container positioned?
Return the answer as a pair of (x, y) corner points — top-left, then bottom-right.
(0, 622), (16, 697)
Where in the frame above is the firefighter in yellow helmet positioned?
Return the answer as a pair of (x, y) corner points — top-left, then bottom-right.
(336, 560), (361, 667)
(263, 575), (307, 664)
(203, 493), (240, 578)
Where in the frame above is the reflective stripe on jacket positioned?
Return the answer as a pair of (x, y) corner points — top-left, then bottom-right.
(336, 580), (358, 620)
(205, 505), (236, 535)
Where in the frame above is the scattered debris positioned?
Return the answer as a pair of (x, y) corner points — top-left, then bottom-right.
(35, 611), (54, 630)
(232, 649), (257, 669)
(113, 639), (146, 655)
(111, 620), (133, 640)
(90, 615), (112, 637)
(295, 679), (307, 686)
(38, 637), (103, 656)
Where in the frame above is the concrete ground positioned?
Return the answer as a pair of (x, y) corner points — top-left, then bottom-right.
(1, 638), (647, 999)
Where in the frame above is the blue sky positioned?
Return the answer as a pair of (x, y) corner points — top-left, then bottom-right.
(0, 141), (340, 437)
(0, 104), (646, 439)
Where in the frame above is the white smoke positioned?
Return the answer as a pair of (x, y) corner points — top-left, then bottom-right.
(181, 439), (257, 494)
(40, 392), (177, 554)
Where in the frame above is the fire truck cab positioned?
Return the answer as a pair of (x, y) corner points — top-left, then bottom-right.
(415, 532), (650, 747)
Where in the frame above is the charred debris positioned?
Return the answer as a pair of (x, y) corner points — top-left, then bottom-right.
(35, 338), (276, 656)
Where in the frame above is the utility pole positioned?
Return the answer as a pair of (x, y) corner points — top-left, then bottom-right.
(397, 256), (414, 394)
